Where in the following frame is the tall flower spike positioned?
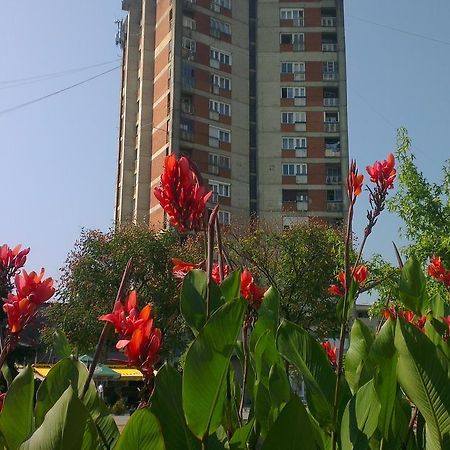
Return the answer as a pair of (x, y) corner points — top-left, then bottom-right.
(154, 155), (212, 233)
(347, 160), (364, 205)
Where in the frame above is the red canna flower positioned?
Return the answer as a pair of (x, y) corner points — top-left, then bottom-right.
(328, 266), (368, 297)
(347, 160), (364, 204)
(211, 263), (231, 285)
(0, 392), (6, 412)
(154, 155), (212, 233)
(383, 307), (397, 321)
(385, 307), (427, 332)
(240, 269), (266, 308)
(366, 153), (396, 191)
(0, 244), (30, 272)
(428, 256), (450, 288)
(3, 298), (37, 334)
(172, 258), (204, 280)
(321, 341), (337, 367)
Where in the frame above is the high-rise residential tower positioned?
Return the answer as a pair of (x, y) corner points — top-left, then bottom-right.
(115, 0), (348, 229)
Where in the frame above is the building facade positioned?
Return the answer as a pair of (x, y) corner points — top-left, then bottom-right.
(115, 0), (349, 229)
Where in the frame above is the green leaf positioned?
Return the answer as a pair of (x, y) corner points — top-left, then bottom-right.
(276, 320), (337, 427)
(395, 318), (450, 448)
(340, 379), (381, 450)
(229, 418), (255, 450)
(345, 319), (374, 394)
(398, 256), (427, 315)
(261, 396), (320, 450)
(268, 364), (291, 408)
(53, 330), (73, 358)
(150, 364), (200, 450)
(0, 366), (35, 450)
(220, 270), (241, 302)
(180, 269), (224, 335)
(183, 298), (247, 439)
(20, 386), (99, 450)
(1, 365), (13, 387)
(114, 408), (165, 450)
(429, 293), (450, 318)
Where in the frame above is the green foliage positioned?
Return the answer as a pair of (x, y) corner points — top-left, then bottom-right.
(110, 399), (127, 415)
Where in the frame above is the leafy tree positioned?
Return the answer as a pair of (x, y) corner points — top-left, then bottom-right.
(388, 127), (450, 264)
(43, 225), (183, 356)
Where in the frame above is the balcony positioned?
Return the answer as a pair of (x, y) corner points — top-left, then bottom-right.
(210, 1), (221, 12)
(294, 72), (306, 81)
(211, 84), (220, 94)
(183, 0), (195, 11)
(180, 130), (194, 142)
(293, 18), (304, 27)
(209, 136), (220, 148)
(208, 164), (220, 175)
(210, 192), (219, 203)
(293, 42), (305, 52)
(210, 28), (221, 39)
(324, 98), (339, 107)
(324, 122), (339, 132)
(297, 201), (308, 211)
(321, 17), (336, 27)
(326, 175), (342, 184)
(327, 202), (343, 212)
(322, 43), (337, 52)
(295, 148), (307, 158)
(182, 48), (195, 61)
(295, 122), (306, 132)
(210, 58), (220, 69)
(325, 148), (341, 157)
(209, 110), (220, 121)
(323, 72), (338, 81)
(294, 97), (306, 106)
(296, 175), (308, 184)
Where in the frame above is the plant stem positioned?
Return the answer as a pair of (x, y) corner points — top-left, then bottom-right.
(81, 258), (133, 399)
(206, 206), (219, 320)
(215, 216), (225, 281)
(239, 321), (249, 419)
(0, 337), (12, 372)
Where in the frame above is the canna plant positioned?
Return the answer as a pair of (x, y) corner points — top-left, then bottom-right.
(0, 151), (450, 449)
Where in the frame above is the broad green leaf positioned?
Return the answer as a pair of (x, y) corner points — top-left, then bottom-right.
(277, 320), (336, 427)
(20, 386), (99, 450)
(220, 269), (241, 302)
(429, 293), (450, 318)
(0, 366), (34, 450)
(340, 379), (380, 450)
(53, 330), (73, 358)
(150, 364), (200, 450)
(35, 358), (119, 449)
(1, 365), (12, 387)
(268, 364), (291, 408)
(229, 418), (255, 450)
(180, 269), (224, 335)
(114, 408), (165, 450)
(398, 256), (427, 315)
(395, 318), (450, 449)
(183, 298), (247, 439)
(344, 319), (374, 394)
(261, 395), (320, 450)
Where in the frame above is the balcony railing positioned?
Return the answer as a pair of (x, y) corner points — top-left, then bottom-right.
(297, 201), (308, 211)
(209, 110), (220, 121)
(294, 71), (306, 81)
(294, 97), (306, 106)
(324, 122), (339, 132)
(323, 72), (338, 81)
(210, 58), (220, 69)
(293, 18), (304, 27)
(322, 43), (337, 52)
(208, 136), (220, 148)
(293, 42), (305, 52)
(296, 174), (308, 184)
(211, 84), (220, 94)
(326, 175), (342, 184)
(208, 164), (220, 175)
(323, 98), (339, 107)
(321, 17), (336, 27)
(295, 148), (307, 158)
(295, 122), (306, 132)
(325, 148), (340, 157)
(180, 130), (194, 142)
(210, 28), (221, 38)
(327, 201), (343, 212)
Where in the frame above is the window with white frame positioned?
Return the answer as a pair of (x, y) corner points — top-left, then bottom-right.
(218, 210), (231, 225)
(210, 18), (232, 35)
(208, 153), (231, 169)
(280, 8), (304, 20)
(282, 163), (307, 176)
(281, 111), (306, 124)
(324, 111), (339, 123)
(327, 189), (343, 202)
(281, 87), (306, 99)
(281, 62), (305, 74)
(323, 61), (338, 73)
(209, 125), (231, 143)
(210, 48), (232, 65)
(282, 137), (307, 150)
(183, 16), (196, 30)
(212, 0), (232, 9)
(211, 74), (231, 91)
(182, 37), (196, 51)
(209, 99), (231, 116)
(209, 180), (231, 197)
(280, 33), (304, 45)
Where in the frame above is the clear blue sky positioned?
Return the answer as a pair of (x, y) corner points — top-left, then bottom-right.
(1, 0), (449, 282)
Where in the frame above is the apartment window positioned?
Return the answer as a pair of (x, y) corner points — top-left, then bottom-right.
(208, 153), (231, 169)
(209, 99), (231, 116)
(180, 120), (193, 133)
(282, 137), (307, 149)
(324, 111), (339, 123)
(281, 62), (305, 74)
(282, 163), (307, 176)
(280, 33), (304, 44)
(281, 111), (306, 124)
(210, 18), (232, 35)
(183, 16), (196, 30)
(323, 61), (338, 73)
(325, 139), (340, 151)
(327, 189), (343, 202)
(281, 87), (306, 99)
(181, 96), (193, 114)
(218, 210), (231, 225)
(211, 74), (231, 91)
(182, 64), (195, 89)
(209, 125), (231, 143)
(182, 37), (196, 51)
(280, 8), (304, 25)
(209, 180), (231, 197)
(210, 48), (232, 65)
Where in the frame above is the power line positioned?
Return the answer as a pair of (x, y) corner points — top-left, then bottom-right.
(347, 14), (450, 46)
(0, 66), (120, 117)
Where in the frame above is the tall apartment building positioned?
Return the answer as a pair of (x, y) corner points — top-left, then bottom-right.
(115, 0), (349, 229)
